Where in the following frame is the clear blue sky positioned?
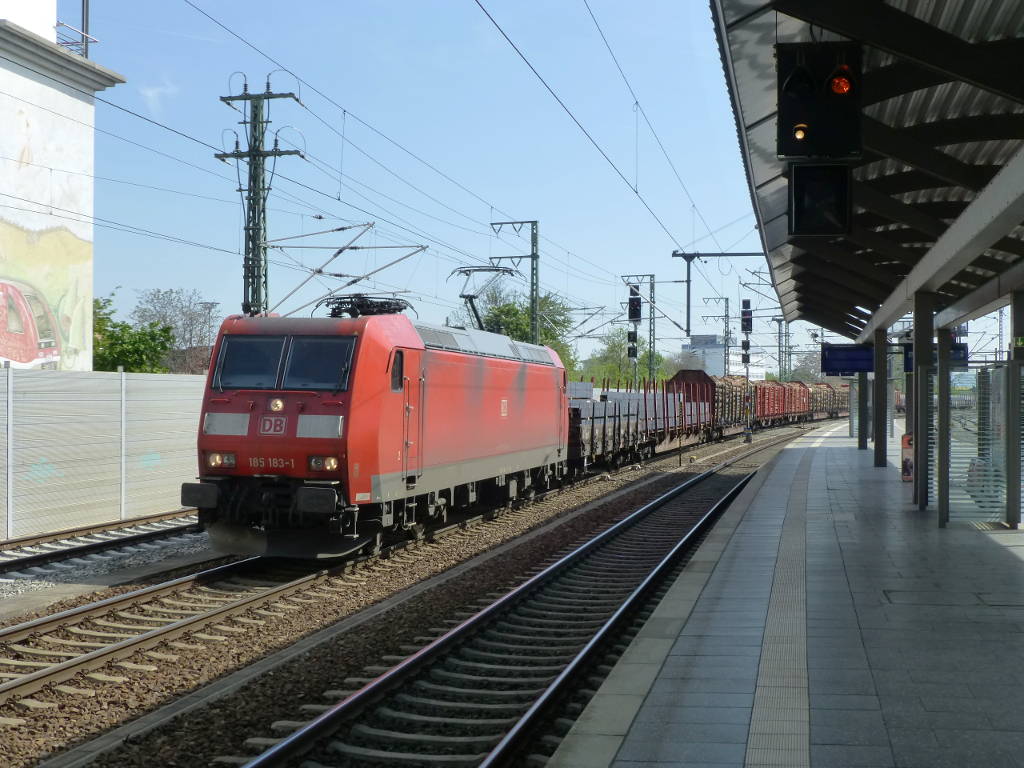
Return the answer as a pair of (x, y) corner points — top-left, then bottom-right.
(57, 0), (986, 366)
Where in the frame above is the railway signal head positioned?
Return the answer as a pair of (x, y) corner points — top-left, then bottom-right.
(776, 42), (861, 159)
(741, 305), (753, 334)
(627, 284), (642, 322)
(788, 162), (852, 236)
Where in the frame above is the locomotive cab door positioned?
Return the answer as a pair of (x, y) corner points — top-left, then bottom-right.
(400, 349), (424, 488)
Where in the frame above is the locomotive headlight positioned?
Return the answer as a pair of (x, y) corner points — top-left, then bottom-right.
(207, 452), (236, 469)
(308, 456), (339, 471)
(269, 398), (285, 412)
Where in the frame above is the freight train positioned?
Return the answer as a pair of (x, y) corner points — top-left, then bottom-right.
(181, 299), (848, 558)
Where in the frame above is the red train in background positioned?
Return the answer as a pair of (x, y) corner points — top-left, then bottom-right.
(182, 299), (848, 558)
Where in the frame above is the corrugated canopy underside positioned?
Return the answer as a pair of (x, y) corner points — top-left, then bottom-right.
(711, 0), (1024, 338)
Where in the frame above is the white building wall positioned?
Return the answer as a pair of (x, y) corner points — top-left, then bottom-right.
(683, 340), (768, 379)
(0, 16), (121, 371)
(0, 0), (56, 42)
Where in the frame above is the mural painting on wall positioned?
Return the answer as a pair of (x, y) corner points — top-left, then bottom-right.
(0, 218), (91, 371)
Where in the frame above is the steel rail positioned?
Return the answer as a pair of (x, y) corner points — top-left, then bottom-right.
(0, 509), (197, 552)
(243, 432), (792, 767)
(0, 518), (202, 574)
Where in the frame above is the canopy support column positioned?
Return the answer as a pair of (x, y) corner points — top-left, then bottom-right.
(1006, 292), (1024, 528)
(873, 329), (888, 467)
(937, 327), (951, 527)
(914, 292), (935, 510)
(858, 372), (869, 450)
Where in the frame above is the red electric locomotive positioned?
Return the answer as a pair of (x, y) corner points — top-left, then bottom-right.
(182, 299), (567, 558)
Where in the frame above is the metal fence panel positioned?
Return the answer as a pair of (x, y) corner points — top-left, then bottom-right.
(930, 365), (1005, 522)
(0, 370), (206, 541)
(12, 371), (121, 537)
(0, 372), (7, 540)
(124, 373), (204, 519)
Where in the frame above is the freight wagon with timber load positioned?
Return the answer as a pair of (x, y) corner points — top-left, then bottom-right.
(783, 381), (811, 422)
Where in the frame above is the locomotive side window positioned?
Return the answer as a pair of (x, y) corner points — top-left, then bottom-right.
(216, 336), (285, 389)
(283, 336), (356, 391)
(391, 350), (404, 391)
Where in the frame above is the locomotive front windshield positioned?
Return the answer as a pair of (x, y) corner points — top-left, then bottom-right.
(215, 335), (355, 391)
(283, 337), (356, 390)
(217, 336), (284, 389)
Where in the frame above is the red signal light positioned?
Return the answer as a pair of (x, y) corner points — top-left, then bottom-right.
(830, 76), (852, 95)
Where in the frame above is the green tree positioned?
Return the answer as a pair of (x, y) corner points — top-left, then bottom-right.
(579, 327), (633, 385)
(130, 288), (220, 373)
(788, 351), (823, 382)
(579, 330), (707, 386)
(661, 348), (707, 375)
(93, 294), (174, 373)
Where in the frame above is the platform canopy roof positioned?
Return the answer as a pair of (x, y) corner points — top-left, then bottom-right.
(711, 0), (1024, 340)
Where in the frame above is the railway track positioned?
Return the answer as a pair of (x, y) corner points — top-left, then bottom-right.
(230, 436), (784, 768)
(0, 557), (342, 714)
(0, 509), (515, 722)
(0, 511), (200, 576)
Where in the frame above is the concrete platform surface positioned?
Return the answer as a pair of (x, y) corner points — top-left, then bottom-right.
(550, 421), (1024, 768)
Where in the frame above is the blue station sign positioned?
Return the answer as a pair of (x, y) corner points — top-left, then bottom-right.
(903, 343), (968, 369)
(820, 343), (874, 375)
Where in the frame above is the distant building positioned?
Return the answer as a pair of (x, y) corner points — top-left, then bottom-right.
(0, 2), (123, 369)
(682, 334), (767, 380)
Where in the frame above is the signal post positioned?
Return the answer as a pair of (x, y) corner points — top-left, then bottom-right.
(741, 299), (753, 442)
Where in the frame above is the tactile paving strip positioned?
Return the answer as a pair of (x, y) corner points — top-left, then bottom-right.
(745, 452), (811, 768)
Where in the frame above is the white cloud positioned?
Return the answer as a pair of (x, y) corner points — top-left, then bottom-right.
(139, 78), (180, 118)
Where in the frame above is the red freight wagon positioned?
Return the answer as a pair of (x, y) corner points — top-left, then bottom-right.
(753, 380), (785, 424)
(666, 369), (714, 433)
(784, 381), (810, 420)
(183, 311), (567, 557)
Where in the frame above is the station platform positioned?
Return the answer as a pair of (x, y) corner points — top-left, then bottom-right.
(550, 421), (1024, 768)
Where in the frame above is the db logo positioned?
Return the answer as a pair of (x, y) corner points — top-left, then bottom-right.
(259, 416), (287, 435)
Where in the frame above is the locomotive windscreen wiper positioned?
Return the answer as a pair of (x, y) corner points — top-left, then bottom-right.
(332, 364), (350, 394)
